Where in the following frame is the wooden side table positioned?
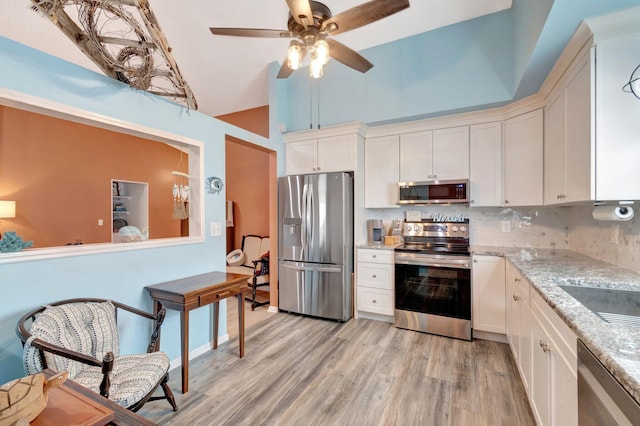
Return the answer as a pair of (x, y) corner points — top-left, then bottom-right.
(145, 271), (249, 393)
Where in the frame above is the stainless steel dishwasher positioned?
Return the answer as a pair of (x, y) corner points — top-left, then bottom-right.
(577, 339), (640, 425)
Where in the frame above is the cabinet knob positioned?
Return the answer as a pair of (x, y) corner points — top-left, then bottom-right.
(428, 174), (433, 179)
(473, 259), (478, 263)
(372, 275), (377, 278)
(557, 194), (566, 200)
(512, 294), (521, 302)
(372, 299), (377, 303)
(372, 254), (377, 258)
(470, 200), (475, 204)
(433, 174), (438, 179)
(514, 278), (521, 282)
(539, 340), (551, 353)
(317, 167), (321, 170)
(504, 200), (509, 204)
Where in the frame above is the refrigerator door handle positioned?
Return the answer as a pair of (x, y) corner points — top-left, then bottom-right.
(280, 263), (342, 273)
(301, 182), (308, 258)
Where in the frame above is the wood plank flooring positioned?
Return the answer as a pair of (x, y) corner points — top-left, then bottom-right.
(138, 311), (535, 425)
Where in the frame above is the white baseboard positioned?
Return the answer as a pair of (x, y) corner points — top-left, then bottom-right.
(168, 334), (229, 372)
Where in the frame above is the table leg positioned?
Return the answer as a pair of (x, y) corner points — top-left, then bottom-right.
(180, 310), (189, 394)
(238, 292), (245, 358)
(212, 301), (219, 350)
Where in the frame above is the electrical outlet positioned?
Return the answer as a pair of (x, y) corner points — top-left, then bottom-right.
(501, 220), (511, 233)
(210, 222), (222, 237)
(97, 219), (103, 226)
(611, 224), (620, 244)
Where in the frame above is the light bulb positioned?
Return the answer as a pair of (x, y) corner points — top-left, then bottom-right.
(314, 39), (329, 65)
(310, 54), (323, 79)
(287, 42), (302, 70)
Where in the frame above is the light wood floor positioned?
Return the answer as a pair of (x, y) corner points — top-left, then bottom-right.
(138, 311), (535, 426)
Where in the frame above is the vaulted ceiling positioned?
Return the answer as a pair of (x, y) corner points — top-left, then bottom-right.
(1, 0), (512, 117)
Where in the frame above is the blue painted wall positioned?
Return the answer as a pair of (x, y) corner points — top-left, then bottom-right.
(0, 36), (279, 383)
(279, 0), (640, 132)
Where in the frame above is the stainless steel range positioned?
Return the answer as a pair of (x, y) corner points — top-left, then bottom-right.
(394, 219), (471, 340)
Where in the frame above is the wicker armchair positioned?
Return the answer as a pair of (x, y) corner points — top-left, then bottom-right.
(15, 298), (178, 412)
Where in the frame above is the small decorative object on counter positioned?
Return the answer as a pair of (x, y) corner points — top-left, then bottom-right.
(0, 231), (33, 253)
(0, 371), (68, 424)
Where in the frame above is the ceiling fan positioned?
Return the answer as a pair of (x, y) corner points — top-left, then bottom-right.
(209, 0), (410, 79)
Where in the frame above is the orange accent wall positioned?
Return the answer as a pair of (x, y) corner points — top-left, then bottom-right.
(220, 106), (271, 251)
(225, 137), (270, 250)
(217, 106), (269, 139)
(0, 106), (184, 247)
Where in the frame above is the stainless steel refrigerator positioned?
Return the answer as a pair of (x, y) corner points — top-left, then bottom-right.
(278, 172), (353, 321)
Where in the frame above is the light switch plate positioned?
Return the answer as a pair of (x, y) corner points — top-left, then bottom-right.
(210, 222), (222, 237)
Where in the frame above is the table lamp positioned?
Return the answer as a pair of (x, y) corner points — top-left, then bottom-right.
(0, 201), (16, 238)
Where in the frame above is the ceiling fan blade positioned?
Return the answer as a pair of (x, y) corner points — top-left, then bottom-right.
(209, 28), (292, 38)
(286, 0), (314, 29)
(327, 38), (373, 73)
(276, 49), (308, 79)
(322, 0), (409, 35)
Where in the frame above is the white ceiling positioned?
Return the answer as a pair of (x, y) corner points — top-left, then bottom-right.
(1, 0), (512, 118)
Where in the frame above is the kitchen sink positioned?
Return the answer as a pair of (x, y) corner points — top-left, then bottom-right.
(558, 285), (640, 327)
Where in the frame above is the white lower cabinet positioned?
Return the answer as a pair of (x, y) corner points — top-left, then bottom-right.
(530, 291), (578, 426)
(472, 255), (506, 334)
(356, 248), (394, 316)
(506, 264), (531, 392)
(505, 261), (578, 426)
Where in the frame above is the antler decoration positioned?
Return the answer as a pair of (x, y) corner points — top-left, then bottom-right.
(30, 0), (197, 110)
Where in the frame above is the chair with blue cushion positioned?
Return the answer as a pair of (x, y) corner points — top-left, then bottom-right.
(15, 298), (178, 412)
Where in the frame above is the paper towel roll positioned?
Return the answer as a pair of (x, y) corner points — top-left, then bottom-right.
(592, 205), (634, 221)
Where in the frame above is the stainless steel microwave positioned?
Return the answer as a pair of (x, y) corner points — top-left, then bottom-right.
(397, 179), (469, 205)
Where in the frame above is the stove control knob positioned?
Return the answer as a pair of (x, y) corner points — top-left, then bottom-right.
(407, 224), (413, 232)
(460, 226), (467, 232)
(451, 226), (459, 232)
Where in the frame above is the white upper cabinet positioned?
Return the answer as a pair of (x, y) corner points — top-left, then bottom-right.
(365, 135), (400, 208)
(544, 50), (592, 205)
(543, 31), (640, 203)
(503, 109), (544, 206)
(469, 122), (502, 207)
(399, 130), (432, 182)
(399, 126), (469, 182)
(432, 126), (470, 180)
(285, 134), (357, 175)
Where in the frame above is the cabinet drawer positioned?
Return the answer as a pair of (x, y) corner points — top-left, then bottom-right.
(357, 263), (393, 290)
(199, 289), (240, 306)
(358, 287), (393, 315)
(358, 249), (393, 264)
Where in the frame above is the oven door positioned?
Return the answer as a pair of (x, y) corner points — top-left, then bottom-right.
(394, 253), (471, 339)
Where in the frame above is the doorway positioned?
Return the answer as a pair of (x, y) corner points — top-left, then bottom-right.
(220, 105), (278, 330)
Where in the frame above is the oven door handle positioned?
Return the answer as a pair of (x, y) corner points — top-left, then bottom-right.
(394, 258), (470, 269)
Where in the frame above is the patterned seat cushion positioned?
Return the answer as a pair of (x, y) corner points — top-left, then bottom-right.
(26, 301), (119, 379)
(73, 352), (170, 408)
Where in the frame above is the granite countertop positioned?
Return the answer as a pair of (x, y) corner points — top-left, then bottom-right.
(471, 246), (640, 404)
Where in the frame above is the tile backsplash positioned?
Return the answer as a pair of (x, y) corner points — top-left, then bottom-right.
(566, 205), (640, 273)
(361, 205), (569, 249)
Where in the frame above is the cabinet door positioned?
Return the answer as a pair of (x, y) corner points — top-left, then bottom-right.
(564, 52), (592, 203)
(317, 134), (357, 173)
(364, 135), (400, 208)
(503, 109), (543, 206)
(530, 313), (551, 426)
(472, 255), (506, 334)
(432, 126), (469, 180)
(469, 122), (502, 206)
(285, 140), (317, 175)
(544, 90), (565, 205)
(399, 131), (432, 182)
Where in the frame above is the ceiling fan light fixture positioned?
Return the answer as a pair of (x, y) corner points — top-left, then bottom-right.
(314, 37), (330, 65)
(310, 53), (324, 78)
(287, 41), (303, 70)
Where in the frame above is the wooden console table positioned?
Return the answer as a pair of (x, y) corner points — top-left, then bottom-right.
(145, 271), (249, 393)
